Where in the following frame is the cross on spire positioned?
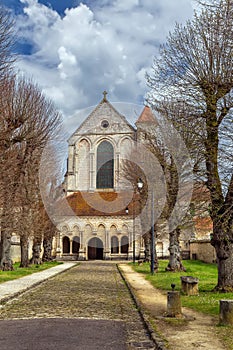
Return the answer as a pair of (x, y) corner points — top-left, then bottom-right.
(102, 90), (108, 101)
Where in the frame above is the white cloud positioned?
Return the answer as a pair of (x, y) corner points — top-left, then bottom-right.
(15, 0), (194, 123)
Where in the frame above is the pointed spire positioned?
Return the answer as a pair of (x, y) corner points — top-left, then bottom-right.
(136, 105), (156, 124)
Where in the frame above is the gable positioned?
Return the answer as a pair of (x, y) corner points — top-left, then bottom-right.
(69, 98), (135, 143)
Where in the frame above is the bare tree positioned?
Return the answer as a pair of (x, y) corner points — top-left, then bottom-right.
(147, 0), (233, 290)
(0, 75), (62, 269)
(0, 6), (16, 80)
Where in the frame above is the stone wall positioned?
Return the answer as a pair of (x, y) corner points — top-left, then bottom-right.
(11, 235), (40, 263)
(190, 240), (216, 263)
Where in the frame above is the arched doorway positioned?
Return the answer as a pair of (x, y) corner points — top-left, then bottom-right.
(88, 237), (104, 260)
(72, 236), (80, 255)
(121, 236), (129, 254)
(111, 236), (119, 254)
(63, 236), (70, 254)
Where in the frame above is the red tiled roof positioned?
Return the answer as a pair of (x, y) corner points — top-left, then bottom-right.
(55, 191), (141, 217)
(136, 106), (156, 124)
(193, 216), (213, 233)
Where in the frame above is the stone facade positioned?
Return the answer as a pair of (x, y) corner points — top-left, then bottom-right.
(190, 240), (216, 263)
(53, 94), (209, 262)
(54, 95), (171, 261)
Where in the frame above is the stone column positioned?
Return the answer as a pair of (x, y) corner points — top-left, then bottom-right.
(167, 291), (182, 317)
(78, 231), (86, 260)
(56, 231), (62, 259)
(104, 230), (111, 260)
(115, 152), (120, 190)
(89, 152), (95, 191)
(68, 145), (74, 173)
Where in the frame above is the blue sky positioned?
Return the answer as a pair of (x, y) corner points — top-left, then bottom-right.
(1, 0), (195, 121)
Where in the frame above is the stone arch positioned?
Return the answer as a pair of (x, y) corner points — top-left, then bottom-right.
(76, 137), (92, 149)
(84, 224), (93, 236)
(119, 137), (134, 189)
(72, 225), (80, 234)
(88, 237), (103, 260)
(121, 236), (129, 254)
(111, 236), (119, 254)
(122, 224), (129, 234)
(95, 137), (116, 149)
(97, 224), (106, 236)
(119, 137), (133, 157)
(76, 138), (91, 190)
(63, 236), (70, 254)
(96, 140), (114, 189)
(61, 225), (69, 234)
(110, 225), (118, 235)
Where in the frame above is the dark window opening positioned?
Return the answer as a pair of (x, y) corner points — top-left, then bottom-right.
(96, 141), (114, 189)
(121, 236), (129, 254)
(111, 236), (119, 254)
(72, 236), (80, 254)
(63, 236), (70, 254)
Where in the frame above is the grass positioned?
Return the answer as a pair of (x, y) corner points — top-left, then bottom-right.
(132, 259), (233, 316)
(0, 261), (62, 284)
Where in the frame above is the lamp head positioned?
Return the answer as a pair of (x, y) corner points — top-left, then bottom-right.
(137, 178), (143, 189)
(171, 283), (176, 291)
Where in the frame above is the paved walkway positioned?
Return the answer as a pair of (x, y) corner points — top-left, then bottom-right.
(0, 262), (227, 350)
(0, 261), (155, 350)
(0, 262), (77, 303)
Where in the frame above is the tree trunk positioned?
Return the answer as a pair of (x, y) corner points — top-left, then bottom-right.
(30, 240), (42, 265)
(143, 232), (150, 262)
(20, 236), (29, 268)
(0, 229), (13, 271)
(166, 227), (186, 272)
(212, 237), (233, 291)
(42, 237), (53, 262)
(153, 240), (159, 273)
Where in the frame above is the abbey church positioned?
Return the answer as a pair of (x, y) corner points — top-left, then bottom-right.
(53, 92), (207, 261)
(53, 92), (170, 261)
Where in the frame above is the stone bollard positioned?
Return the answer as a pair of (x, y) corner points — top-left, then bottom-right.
(167, 288), (182, 317)
(180, 276), (199, 296)
(219, 300), (233, 325)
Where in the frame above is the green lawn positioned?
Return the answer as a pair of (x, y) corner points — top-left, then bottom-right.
(0, 261), (62, 284)
(132, 259), (233, 316)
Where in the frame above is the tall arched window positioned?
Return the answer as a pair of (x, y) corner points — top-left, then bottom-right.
(96, 141), (114, 189)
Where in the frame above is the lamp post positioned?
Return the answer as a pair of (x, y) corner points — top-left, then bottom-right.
(126, 178), (143, 263)
(135, 178), (155, 275)
(133, 178), (143, 263)
(151, 190), (155, 275)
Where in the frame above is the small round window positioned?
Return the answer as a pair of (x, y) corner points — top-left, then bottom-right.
(101, 120), (109, 129)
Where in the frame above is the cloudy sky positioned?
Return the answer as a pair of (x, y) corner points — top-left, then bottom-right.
(2, 0), (195, 123)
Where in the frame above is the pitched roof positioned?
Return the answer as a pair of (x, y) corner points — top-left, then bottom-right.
(69, 93), (135, 141)
(136, 106), (156, 124)
(55, 191), (141, 217)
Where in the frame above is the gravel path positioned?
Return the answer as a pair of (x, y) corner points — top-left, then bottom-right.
(0, 261), (155, 349)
